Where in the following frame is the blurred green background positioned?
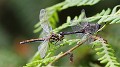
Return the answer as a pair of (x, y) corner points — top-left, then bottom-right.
(0, 0), (120, 67)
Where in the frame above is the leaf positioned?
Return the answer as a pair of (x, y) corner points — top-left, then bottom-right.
(110, 18), (120, 24)
(92, 37), (120, 67)
(34, 0), (101, 33)
(97, 8), (111, 24)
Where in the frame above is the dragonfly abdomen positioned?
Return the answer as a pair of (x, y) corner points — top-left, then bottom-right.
(59, 30), (84, 35)
(20, 38), (45, 44)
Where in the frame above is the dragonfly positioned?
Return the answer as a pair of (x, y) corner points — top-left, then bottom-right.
(69, 9), (101, 43)
(59, 9), (101, 41)
(20, 9), (64, 58)
(20, 9), (87, 58)
(20, 9), (101, 58)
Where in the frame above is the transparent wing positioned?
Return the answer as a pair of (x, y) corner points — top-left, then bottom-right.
(38, 39), (49, 58)
(81, 33), (95, 45)
(78, 10), (92, 44)
(77, 9), (91, 38)
(81, 33), (91, 44)
(80, 9), (88, 28)
(70, 9), (89, 31)
(70, 9), (88, 38)
(70, 22), (82, 32)
(39, 9), (52, 34)
(81, 33), (89, 41)
(70, 20), (83, 38)
(39, 30), (48, 38)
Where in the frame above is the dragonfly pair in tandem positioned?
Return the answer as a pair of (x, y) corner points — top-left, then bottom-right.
(20, 9), (101, 58)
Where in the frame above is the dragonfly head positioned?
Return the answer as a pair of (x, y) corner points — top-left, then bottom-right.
(59, 33), (64, 41)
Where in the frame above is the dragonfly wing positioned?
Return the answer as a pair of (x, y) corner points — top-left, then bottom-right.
(70, 9), (88, 38)
(38, 40), (49, 58)
(70, 24), (82, 32)
(77, 9), (91, 38)
(39, 30), (48, 38)
(70, 9), (88, 31)
(80, 9), (89, 28)
(39, 9), (52, 34)
(70, 20), (83, 38)
(81, 33), (93, 44)
(81, 33), (88, 41)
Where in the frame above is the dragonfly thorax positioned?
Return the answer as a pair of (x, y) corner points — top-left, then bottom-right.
(49, 33), (63, 42)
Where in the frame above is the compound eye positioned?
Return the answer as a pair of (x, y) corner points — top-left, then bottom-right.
(60, 32), (65, 36)
(51, 34), (54, 37)
(98, 24), (101, 29)
(59, 32), (63, 35)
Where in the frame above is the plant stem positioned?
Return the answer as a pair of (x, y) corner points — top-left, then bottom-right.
(48, 37), (89, 66)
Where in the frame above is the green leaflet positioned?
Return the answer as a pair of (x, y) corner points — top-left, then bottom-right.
(34, 0), (101, 33)
(92, 38), (120, 67)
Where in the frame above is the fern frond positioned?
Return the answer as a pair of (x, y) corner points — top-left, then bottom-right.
(88, 5), (120, 24)
(24, 56), (56, 67)
(44, 39), (81, 59)
(53, 5), (120, 33)
(27, 0), (120, 65)
(34, 0), (101, 33)
(92, 37), (120, 67)
(25, 39), (80, 67)
(61, 0), (101, 9)
(53, 12), (85, 33)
